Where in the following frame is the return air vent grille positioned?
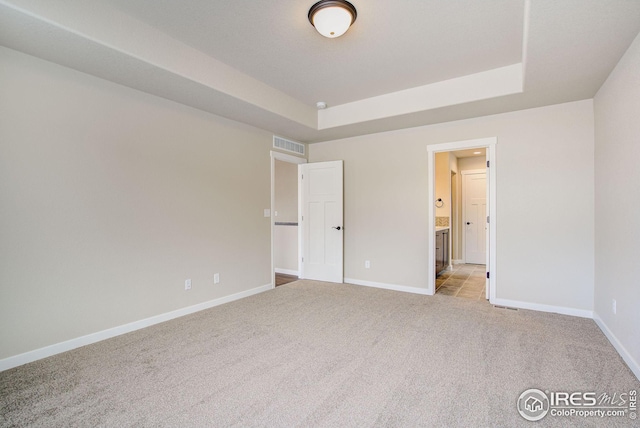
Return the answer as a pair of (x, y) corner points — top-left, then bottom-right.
(273, 136), (305, 156)
(493, 305), (518, 311)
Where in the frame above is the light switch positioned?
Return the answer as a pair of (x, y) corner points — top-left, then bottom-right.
(264, 209), (270, 217)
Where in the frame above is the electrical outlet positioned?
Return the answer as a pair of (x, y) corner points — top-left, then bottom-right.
(185, 279), (192, 291)
(214, 273), (220, 284)
(612, 299), (616, 315)
(365, 260), (371, 269)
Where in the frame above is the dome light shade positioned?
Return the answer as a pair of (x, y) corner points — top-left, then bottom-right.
(308, 0), (357, 38)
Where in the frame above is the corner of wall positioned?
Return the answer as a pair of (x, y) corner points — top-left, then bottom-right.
(593, 311), (640, 380)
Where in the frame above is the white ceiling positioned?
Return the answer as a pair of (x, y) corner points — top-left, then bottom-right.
(105, 0), (525, 107)
(1, 0), (640, 143)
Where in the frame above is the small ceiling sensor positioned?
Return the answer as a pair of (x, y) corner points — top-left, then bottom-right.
(316, 101), (328, 109)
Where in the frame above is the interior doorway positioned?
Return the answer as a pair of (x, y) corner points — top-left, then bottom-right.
(270, 151), (306, 288)
(427, 138), (496, 302)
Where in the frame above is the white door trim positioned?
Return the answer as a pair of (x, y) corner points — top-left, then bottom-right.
(427, 138), (497, 303)
(461, 169), (486, 265)
(270, 151), (307, 289)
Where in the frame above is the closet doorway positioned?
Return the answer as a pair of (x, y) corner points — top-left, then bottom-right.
(270, 151), (306, 288)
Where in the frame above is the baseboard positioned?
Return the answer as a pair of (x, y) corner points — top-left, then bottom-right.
(275, 268), (299, 276)
(593, 312), (640, 381)
(0, 283), (272, 372)
(452, 259), (464, 265)
(491, 297), (593, 318)
(344, 278), (429, 296)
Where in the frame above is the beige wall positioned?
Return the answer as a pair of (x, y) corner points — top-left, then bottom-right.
(274, 160), (298, 222)
(594, 32), (640, 374)
(451, 168), (459, 260)
(274, 159), (298, 272)
(0, 47), (273, 360)
(449, 153), (458, 173)
(309, 99), (595, 311)
(457, 156), (486, 172)
(434, 152), (451, 220)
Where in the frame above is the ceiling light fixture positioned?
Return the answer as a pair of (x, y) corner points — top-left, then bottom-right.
(308, 0), (357, 39)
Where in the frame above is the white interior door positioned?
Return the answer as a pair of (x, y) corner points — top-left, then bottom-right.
(463, 171), (486, 264)
(299, 161), (343, 283)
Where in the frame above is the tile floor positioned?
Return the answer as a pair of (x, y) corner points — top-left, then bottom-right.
(275, 273), (298, 287)
(436, 264), (487, 301)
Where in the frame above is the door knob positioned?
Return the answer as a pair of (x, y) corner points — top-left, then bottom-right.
(332, 226), (342, 230)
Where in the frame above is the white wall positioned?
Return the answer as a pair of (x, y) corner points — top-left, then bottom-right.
(0, 47), (273, 361)
(593, 32), (640, 377)
(274, 159), (298, 273)
(309, 100), (595, 313)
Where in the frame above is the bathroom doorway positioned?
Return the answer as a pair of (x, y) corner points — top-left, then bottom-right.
(427, 138), (496, 301)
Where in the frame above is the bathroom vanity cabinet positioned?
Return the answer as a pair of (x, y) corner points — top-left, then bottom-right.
(435, 228), (449, 276)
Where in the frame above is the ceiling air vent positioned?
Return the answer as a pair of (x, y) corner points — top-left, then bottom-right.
(273, 136), (305, 156)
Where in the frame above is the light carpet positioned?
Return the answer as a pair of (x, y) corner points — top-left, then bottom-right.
(1, 280), (638, 427)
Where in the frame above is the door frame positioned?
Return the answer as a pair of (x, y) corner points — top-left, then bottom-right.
(427, 137), (497, 302)
(461, 169), (486, 265)
(270, 151), (307, 289)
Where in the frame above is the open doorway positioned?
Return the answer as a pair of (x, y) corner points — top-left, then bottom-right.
(427, 138), (496, 302)
(434, 150), (486, 300)
(270, 151), (306, 288)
